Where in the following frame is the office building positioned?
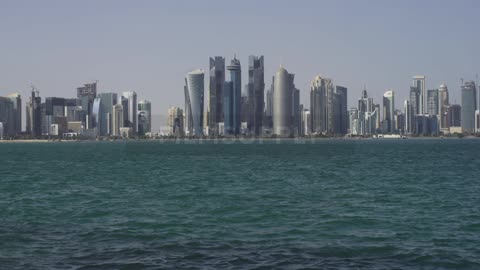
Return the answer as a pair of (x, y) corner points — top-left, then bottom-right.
(137, 100), (151, 135)
(0, 97), (15, 137)
(112, 104), (124, 137)
(224, 56), (242, 135)
(438, 84), (449, 131)
(335, 86), (348, 134)
(184, 69), (204, 137)
(413, 75), (426, 114)
(273, 66), (296, 137)
(168, 106), (184, 136)
(6, 93), (21, 134)
(426, 89), (439, 115)
(383, 90), (395, 133)
(247, 55), (265, 136)
(310, 75), (334, 134)
(208, 56), (225, 135)
(121, 91), (137, 134)
(461, 81), (477, 133)
(27, 88), (42, 138)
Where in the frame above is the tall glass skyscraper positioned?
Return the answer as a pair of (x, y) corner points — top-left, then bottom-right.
(413, 75), (426, 114)
(6, 93), (21, 135)
(426, 89), (439, 115)
(334, 86), (348, 134)
(461, 81), (477, 133)
(310, 75), (333, 134)
(185, 69), (204, 137)
(383, 90), (395, 133)
(438, 84), (449, 130)
(137, 100), (151, 135)
(208, 57), (225, 136)
(224, 57), (241, 135)
(121, 91), (137, 134)
(247, 55), (265, 136)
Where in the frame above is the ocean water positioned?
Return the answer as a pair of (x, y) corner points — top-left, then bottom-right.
(1, 139), (480, 269)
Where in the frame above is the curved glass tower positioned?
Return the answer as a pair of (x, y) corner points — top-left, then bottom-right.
(185, 69), (204, 137)
(273, 66), (293, 137)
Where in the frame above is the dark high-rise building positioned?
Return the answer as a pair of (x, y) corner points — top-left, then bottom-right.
(292, 88), (301, 136)
(208, 57), (225, 136)
(247, 55), (265, 136)
(449, 104), (461, 127)
(27, 89), (42, 138)
(0, 97), (15, 137)
(77, 82), (97, 101)
(408, 86), (420, 133)
(461, 81), (477, 133)
(335, 86), (348, 134)
(264, 78), (274, 131)
(6, 93), (21, 135)
(224, 56), (241, 135)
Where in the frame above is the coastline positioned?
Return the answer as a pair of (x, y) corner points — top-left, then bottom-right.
(1, 136), (479, 143)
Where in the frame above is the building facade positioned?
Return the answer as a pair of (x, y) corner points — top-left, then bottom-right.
(184, 69), (204, 137)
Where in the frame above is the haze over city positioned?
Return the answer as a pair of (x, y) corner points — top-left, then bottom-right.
(1, 0), (479, 116)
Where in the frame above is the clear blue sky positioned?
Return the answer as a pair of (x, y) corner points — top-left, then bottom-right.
(1, 0), (479, 114)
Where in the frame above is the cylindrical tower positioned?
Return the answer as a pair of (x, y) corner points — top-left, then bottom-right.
(185, 69), (204, 137)
(273, 67), (292, 137)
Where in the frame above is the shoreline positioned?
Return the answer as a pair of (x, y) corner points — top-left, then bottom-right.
(1, 136), (479, 143)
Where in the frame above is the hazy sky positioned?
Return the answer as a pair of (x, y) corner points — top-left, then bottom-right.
(1, 0), (479, 115)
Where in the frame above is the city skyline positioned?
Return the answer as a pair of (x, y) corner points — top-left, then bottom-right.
(1, 0), (479, 115)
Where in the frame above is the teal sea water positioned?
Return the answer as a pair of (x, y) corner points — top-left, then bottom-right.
(1, 139), (480, 269)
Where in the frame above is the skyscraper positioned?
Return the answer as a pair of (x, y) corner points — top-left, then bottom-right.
(310, 75), (333, 134)
(208, 56), (225, 135)
(334, 86), (348, 134)
(224, 56), (242, 135)
(273, 66), (295, 137)
(77, 82), (97, 101)
(0, 97), (15, 137)
(413, 75), (426, 114)
(168, 106), (184, 137)
(438, 84), (449, 131)
(112, 104), (124, 137)
(404, 99), (411, 134)
(185, 69), (205, 137)
(383, 90), (395, 133)
(93, 93), (117, 136)
(449, 104), (462, 127)
(292, 88), (301, 136)
(247, 55), (265, 136)
(137, 100), (151, 135)
(6, 93), (21, 134)
(27, 88), (42, 138)
(121, 91), (137, 134)
(461, 81), (477, 133)
(426, 89), (439, 115)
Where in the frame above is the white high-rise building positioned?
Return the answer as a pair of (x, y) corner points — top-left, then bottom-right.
(383, 90), (395, 133)
(185, 69), (205, 137)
